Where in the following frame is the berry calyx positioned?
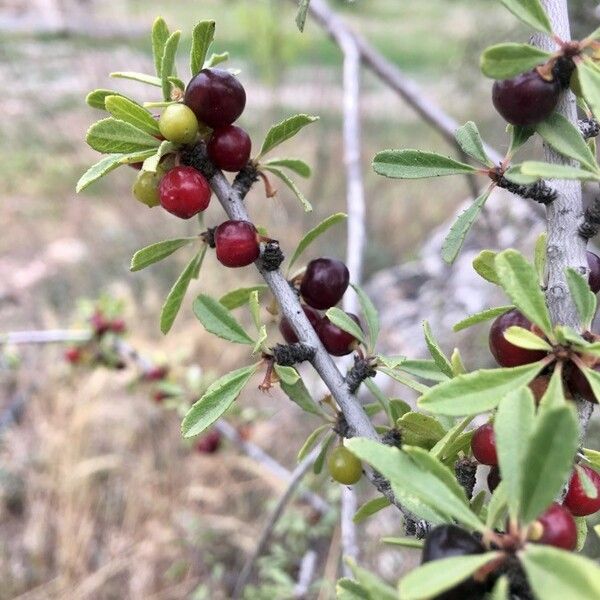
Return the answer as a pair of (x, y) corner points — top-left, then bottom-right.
(492, 70), (560, 126)
(184, 68), (246, 129)
(158, 103), (199, 145)
(471, 423), (497, 466)
(318, 313), (361, 356)
(159, 166), (211, 219)
(279, 305), (322, 344)
(533, 503), (577, 550)
(300, 258), (350, 310)
(488, 309), (547, 367)
(487, 466), (501, 493)
(207, 125), (252, 172)
(196, 430), (222, 454)
(327, 445), (362, 485)
(587, 251), (600, 294)
(132, 170), (163, 208)
(214, 220), (260, 267)
(564, 465), (600, 516)
(64, 347), (82, 364)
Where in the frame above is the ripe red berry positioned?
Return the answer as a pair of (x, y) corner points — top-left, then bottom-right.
(143, 365), (169, 382)
(207, 125), (252, 172)
(489, 309), (547, 367)
(64, 347), (82, 364)
(587, 251), (600, 293)
(279, 305), (322, 344)
(492, 70), (560, 126)
(90, 311), (110, 336)
(534, 503), (577, 551)
(471, 423), (498, 466)
(159, 166), (211, 219)
(564, 465), (600, 516)
(214, 220), (260, 267)
(109, 319), (126, 334)
(184, 68), (246, 129)
(487, 465), (501, 493)
(153, 391), (168, 403)
(300, 258), (350, 310)
(196, 430), (222, 454)
(568, 362), (600, 403)
(318, 313), (361, 356)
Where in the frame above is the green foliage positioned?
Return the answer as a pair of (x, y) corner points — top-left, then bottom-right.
(325, 308), (366, 345)
(86, 117), (161, 154)
(480, 43), (550, 79)
(353, 497), (391, 524)
(130, 238), (196, 271)
(263, 165), (313, 212)
(258, 114), (319, 159)
(454, 121), (493, 166)
(453, 306), (512, 332)
(372, 150), (477, 179)
(499, 0), (552, 33)
(566, 268), (597, 329)
(193, 294), (254, 345)
(190, 20), (216, 76)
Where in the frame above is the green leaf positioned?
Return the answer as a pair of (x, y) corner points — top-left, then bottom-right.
(534, 232), (547, 286)
(297, 424), (329, 462)
(76, 153), (124, 193)
(295, 0), (311, 32)
(397, 413), (446, 449)
(500, 0), (552, 33)
(480, 43), (551, 79)
(521, 544), (600, 600)
(86, 89), (127, 110)
(161, 31), (181, 101)
(181, 365), (257, 437)
(381, 357), (449, 382)
(287, 212), (347, 270)
(399, 552), (501, 600)
(423, 321), (453, 378)
(378, 367), (430, 395)
(486, 481), (509, 529)
(494, 249), (553, 337)
(507, 124), (535, 157)
(455, 121), (493, 166)
(86, 117), (161, 154)
(535, 113), (599, 172)
(168, 76), (186, 91)
(430, 415), (473, 461)
(575, 516), (588, 552)
(190, 20), (215, 76)
(204, 52), (229, 68)
(248, 290), (261, 331)
(258, 114), (319, 158)
(110, 71), (162, 87)
(160, 249), (205, 334)
(252, 324), (267, 354)
(419, 362), (545, 416)
(473, 249), (500, 285)
(441, 189), (491, 264)
(104, 95), (161, 136)
(130, 238), (195, 272)
(152, 17), (170, 76)
(490, 576), (510, 600)
(389, 398), (411, 421)
(520, 161), (600, 181)
(336, 578), (369, 600)
(347, 560), (397, 600)
(372, 149), (476, 179)
(381, 536), (423, 549)
(520, 405), (579, 523)
(578, 59), (600, 124)
(313, 433), (334, 474)
(583, 447), (600, 471)
(503, 326), (552, 350)
(566, 268), (597, 329)
(273, 364), (299, 385)
(453, 306), (512, 332)
(538, 363), (566, 413)
(263, 166), (313, 212)
(450, 348), (467, 376)
(325, 308), (366, 345)
(263, 157), (311, 178)
(353, 497), (391, 524)
(142, 140), (177, 173)
(192, 294), (254, 345)
(280, 376), (322, 416)
(350, 284), (379, 351)
(219, 285), (269, 310)
(576, 465), (598, 498)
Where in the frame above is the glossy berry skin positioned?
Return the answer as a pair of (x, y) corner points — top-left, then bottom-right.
(564, 465), (600, 516)
(318, 313), (361, 356)
(300, 258), (350, 310)
(489, 309), (547, 368)
(568, 363), (600, 403)
(214, 220), (260, 267)
(471, 423), (497, 466)
(184, 68), (246, 129)
(196, 430), (222, 454)
(159, 166), (211, 219)
(587, 251), (600, 294)
(327, 446), (362, 485)
(279, 305), (322, 344)
(90, 311), (110, 336)
(487, 466), (501, 493)
(207, 125), (252, 172)
(492, 70), (560, 126)
(158, 103), (199, 145)
(64, 347), (82, 364)
(535, 503), (577, 551)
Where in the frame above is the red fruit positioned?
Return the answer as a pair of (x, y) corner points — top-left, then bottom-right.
(487, 466), (501, 493)
(568, 362), (600, 403)
(144, 365), (169, 382)
(64, 347), (82, 364)
(207, 125), (252, 172)
(153, 391), (168, 403)
(492, 70), (560, 126)
(318, 313), (361, 356)
(300, 258), (350, 310)
(489, 309), (547, 367)
(184, 68), (246, 129)
(471, 423), (497, 466)
(535, 503), (577, 551)
(159, 166), (211, 219)
(214, 220), (260, 267)
(90, 311), (110, 336)
(196, 430), (221, 454)
(109, 319), (126, 334)
(564, 465), (600, 516)
(279, 305), (322, 344)
(587, 251), (600, 294)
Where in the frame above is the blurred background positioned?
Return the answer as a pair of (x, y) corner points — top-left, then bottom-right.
(1, 0), (600, 598)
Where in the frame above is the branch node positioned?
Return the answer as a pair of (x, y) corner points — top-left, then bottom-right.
(232, 163), (260, 199)
(495, 176), (557, 205)
(180, 144), (217, 179)
(270, 342), (315, 366)
(381, 428), (402, 448)
(260, 239), (285, 272)
(454, 457), (477, 500)
(578, 118), (600, 140)
(579, 197), (600, 239)
(345, 356), (377, 394)
(201, 227), (216, 248)
(551, 55), (576, 89)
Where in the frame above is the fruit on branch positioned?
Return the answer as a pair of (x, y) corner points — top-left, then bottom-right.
(567, 362), (600, 403)
(132, 169), (163, 207)
(471, 423), (497, 466)
(90, 311), (111, 336)
(300, 258), (350, 310)
(214, 220), (260, 267)
(587, 251), (600, 294)
(279, 305), (322, 344)
(196, 430), (222, 454)
(109, 318), (126, 334)
(158, 103), (199, 145)
(488, 309), (547, 367)
(318, 313), (361, 356)
(492, 70), (560, 126)
(564, 465), (600, 516)
(533, 503), (577, 551)
(184, 68), (246, 129)
(207, 125), (252, 172)
(327, 445), (362, 484)
(64, 347), (82, 364)
(487, 465), (501, 493)
(143, 365), (169, 382)
(159, 166), (211, 219)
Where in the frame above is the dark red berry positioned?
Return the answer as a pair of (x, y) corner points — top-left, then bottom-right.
(492, 70), (560, 126)
(471, 423), (497, 466)
(184, 68), (246, 129)
(535, 503), (577, 550)
(196, 430), (222, 454)
(207, 125), (252, 172)
(90, 311), (110, 336)
(487, 466), (501, 493)
(159, 166), (211, 219)
(153, 391), (168, 403)
(143, 365), (169, 382)
(64, 347), (82, 364)
(489, 309), (547, 367)
(318, 313), (361, 356)
(568, 362), (600, 403)
(214, 220), (260, 267)
(279, 305), (322, 344)
(109, 319), (126, 334)
(300, 258), (350, 310)
(587, 251), (600, 294)
(564, 465), (600, 516)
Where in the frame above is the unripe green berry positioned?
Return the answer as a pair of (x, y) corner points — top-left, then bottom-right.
(159, 104), (199, 145)
(327, 445), (362, 485)
(132, 170), (162, 207)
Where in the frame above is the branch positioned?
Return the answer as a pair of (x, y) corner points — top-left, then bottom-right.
(293, 549), (318, 598)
